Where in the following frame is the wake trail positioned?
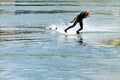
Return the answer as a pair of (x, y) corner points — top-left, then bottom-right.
(47, 21), (119, 34)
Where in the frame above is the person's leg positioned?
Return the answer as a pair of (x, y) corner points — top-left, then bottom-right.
(65, 21), (78, 33)
(76, 21), (83, 34)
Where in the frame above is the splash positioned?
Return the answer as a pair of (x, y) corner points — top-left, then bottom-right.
(47, 20), (118, 34)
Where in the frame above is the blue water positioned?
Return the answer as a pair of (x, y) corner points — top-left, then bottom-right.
(0, 0), (120, 80)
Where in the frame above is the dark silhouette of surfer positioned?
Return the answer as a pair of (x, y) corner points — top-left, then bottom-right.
(65, 10), (90, 34)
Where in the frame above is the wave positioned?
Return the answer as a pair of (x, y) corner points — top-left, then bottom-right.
(0, 10), (80, 15)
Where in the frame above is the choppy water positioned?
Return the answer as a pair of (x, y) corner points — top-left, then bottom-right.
(0, 0), (120, 80)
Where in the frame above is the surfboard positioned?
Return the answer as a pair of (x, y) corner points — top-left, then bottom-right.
(56, 28), (77, 35)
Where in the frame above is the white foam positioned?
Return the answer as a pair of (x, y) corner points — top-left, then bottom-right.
(48, 21), (117, 34)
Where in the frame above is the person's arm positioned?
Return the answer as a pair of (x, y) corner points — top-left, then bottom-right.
(70, 16), (77, 23)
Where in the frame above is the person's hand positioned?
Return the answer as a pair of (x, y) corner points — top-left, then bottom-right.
(70, 20), (74, 23)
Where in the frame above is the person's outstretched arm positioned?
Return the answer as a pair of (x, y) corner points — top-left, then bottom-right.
(70, 16), (77, 23)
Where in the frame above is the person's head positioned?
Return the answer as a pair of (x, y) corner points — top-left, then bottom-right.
(85, 10), (90, 17)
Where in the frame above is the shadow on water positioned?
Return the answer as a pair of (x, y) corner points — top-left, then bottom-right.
(61, 33), (84, 45)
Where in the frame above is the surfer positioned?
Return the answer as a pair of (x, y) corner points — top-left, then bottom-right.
(64, 10), (90, 34)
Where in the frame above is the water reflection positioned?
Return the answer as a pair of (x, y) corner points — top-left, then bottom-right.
(77, 35), (84, 45)
(64, 33), (84, 45)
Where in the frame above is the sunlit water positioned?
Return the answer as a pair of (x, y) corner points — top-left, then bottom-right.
(0, 0), (120, 80)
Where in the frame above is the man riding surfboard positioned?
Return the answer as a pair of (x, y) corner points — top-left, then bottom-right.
(64, 10), (90, 34)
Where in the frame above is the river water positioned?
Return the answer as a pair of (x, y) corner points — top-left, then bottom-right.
(0, 0), (120, 80)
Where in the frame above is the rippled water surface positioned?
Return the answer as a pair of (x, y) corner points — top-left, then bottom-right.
(0, 0), (120, 80)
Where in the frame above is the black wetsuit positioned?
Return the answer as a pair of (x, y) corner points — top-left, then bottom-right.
(65, 12), (87, 34)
